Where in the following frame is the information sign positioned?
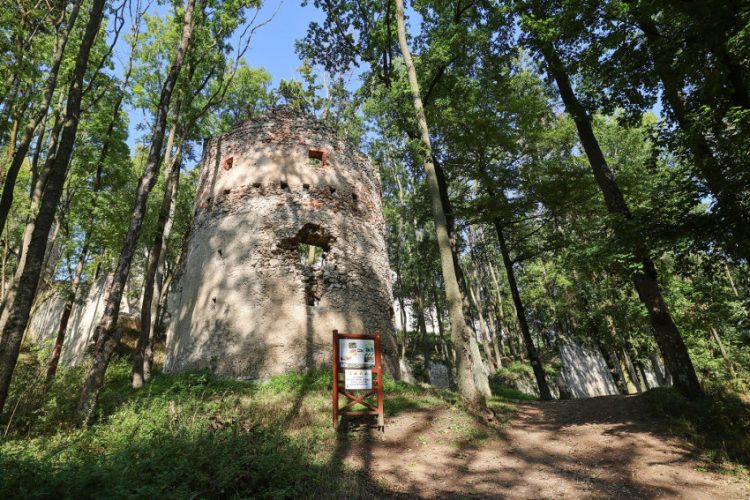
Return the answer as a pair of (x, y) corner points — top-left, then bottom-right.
(332, 330), (384, 430)
(344, 369), (372, 390)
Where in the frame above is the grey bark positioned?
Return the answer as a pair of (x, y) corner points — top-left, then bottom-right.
(0, 0), (82, 236)
(0, 0), (106, 415)
(533, 34), (704, 399)
(394, 0), (486, 407)
(132, 142), (181, 388)
(77, 0), (197, 422)
(493, 218), (552, 400)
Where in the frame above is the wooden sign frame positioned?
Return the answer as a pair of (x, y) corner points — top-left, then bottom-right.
(332, 330), (384, 430)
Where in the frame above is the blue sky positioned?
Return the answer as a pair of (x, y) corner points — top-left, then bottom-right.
(242, 0), (324, 87)
(120, 1), (325, 150)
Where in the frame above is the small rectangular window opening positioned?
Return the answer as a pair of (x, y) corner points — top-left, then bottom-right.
(308, 149), (324, 166)
(298, 243), (325, 266)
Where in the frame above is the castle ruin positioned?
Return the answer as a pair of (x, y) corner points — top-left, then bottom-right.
(164, 108), (400, 379)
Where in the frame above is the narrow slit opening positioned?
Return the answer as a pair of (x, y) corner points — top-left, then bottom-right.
(308, 149), (324, 166)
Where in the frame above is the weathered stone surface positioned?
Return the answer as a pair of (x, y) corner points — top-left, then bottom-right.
(26, 275), (135, 366)
(428, 362), (450, 389)
(164, 108), (400, 379)
(399, 358), (416, 384)
(558, 341), (619, 398)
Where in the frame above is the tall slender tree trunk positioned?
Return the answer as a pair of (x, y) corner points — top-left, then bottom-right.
(132, 145), (181, 388)
(77, 0), (197, 422)
(143, 167), (180, 380)
(467, 271), (496, 373)
(0, 0), (106, 415)
(708, 326), (736, 379)
(598, 339), (627, 394)
(486, 312), (504, 367)
(488, 262), (518, 359)
(431, 283), (454, 379)
(6, 118), (19, 161)
(0, 0), (82, 236)
(414, 292), (431, 371)
(433, 159), (489, 393)
(0, 75), (20, 153)
(622, 347), (643, 393)
(533, 35), (704, 399)
(394, 0), (486, 407)
(45, 36), (136, 383)
(493, 218), (552, 400)
(0, 225), (8, 300)
(467, 226), (497, 372)
(46, 238), (88, 385)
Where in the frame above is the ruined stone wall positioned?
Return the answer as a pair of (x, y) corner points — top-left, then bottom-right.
(164, 108), (400, 379)
(26, 275), (135, 366)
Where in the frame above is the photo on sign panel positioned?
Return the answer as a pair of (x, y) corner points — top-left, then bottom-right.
(339, 339), (375, 368)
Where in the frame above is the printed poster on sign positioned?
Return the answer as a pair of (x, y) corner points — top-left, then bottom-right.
(345, 369), (372, 390)
(339, 339), (375, 368)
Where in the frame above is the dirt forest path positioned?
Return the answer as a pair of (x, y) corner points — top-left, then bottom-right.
(339, 394), (749, 499)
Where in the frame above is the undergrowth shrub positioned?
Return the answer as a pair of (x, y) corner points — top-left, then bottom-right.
(0, 361), (388, 498)
(643, 385), (750, 468)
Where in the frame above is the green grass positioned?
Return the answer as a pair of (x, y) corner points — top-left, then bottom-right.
(488, 362), (542, 402)
(0, 353), (508, 499)
(643, 384), (750, 475)
(0, 358), (381, 498)
(12, 347), (749, 497)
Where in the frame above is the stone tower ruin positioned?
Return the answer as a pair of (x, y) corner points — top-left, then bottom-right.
(164, 108), (399, 379)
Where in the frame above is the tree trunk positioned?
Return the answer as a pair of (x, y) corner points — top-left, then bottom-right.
(132, 120), (182, 388)
(77, 0), (197, 422)
(431, 283), (454, 379)
(628, 7), (750, 262)
(485, 307), (503, 368)
(493, 218), (552, 400)
(535, 36), (704, 399)
(394, 0), (486, 407)
(621, 348), (643, 393)
(45, 239), (88, 385)
(708, 326), (736, 379)
(144, 169), (180, 380)
(45, 25), (138, 384)
(598, 340), (627, 394)
(0, 75), (20, 154)
(414, 292), (430, 372)
(488, 263), (518, 359)
(0, 0), (82, 236)
(0, 0), (106, 416)
(0, 225), (8, 300)
(467, 271), (496, 373)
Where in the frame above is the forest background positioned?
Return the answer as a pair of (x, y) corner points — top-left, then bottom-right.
(0, 0), (748, 494)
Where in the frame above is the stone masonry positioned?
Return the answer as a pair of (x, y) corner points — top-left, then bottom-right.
(164, 108), (400, 379)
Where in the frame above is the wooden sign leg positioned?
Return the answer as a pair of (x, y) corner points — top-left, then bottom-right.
(333, 330), (339, 429)
(375, 333), (384, 431)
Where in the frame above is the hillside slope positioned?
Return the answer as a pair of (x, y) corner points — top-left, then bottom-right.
(1, 358), (748, 498)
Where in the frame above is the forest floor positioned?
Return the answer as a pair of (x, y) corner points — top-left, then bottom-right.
(340, 394), (750, 499)
(2, 353), (749, 498)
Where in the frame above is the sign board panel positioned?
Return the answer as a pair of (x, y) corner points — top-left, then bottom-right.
(332, 330), (384, 430)
(344, 369), (372, 390)
(338, 339), (375, 368)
